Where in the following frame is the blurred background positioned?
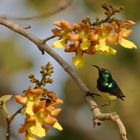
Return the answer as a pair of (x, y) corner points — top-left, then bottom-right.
(0, 0), (140, 140)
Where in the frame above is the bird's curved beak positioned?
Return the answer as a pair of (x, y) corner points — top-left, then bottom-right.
(92, 65), (101, 74)
(92, 65), (100, 70)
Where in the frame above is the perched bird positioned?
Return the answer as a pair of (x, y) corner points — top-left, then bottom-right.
(92, 65), (125, 106)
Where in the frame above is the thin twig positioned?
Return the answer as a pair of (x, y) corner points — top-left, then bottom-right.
(5, 106), (24, 140)
(6, 118), (10, 140)
(92, 4), (123, 26)
(0, 17), (128, 140)
(87, 96), (127, 140)
(9, 106), (24, 123)
(43, 35), (57, 43)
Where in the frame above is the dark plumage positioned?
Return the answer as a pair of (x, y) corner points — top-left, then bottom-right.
(92, 65), (125, 102)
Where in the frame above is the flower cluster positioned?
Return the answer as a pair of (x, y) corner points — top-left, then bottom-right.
(52, 19), (96, 68)
(15, 63), (63, 140)
(51, 15), (137, 68)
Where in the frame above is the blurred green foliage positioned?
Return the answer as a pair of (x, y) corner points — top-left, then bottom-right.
(26, 0), (61, 13)
(0, 40), (32, 75)
(0, 39), (32, 93)
(48, 127), (86, 140)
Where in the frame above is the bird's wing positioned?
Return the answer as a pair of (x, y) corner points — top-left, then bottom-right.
(108, 81), (125, 100)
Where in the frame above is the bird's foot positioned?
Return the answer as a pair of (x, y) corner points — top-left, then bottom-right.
(85, 91), (101, 98)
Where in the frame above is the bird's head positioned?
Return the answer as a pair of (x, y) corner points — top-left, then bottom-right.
(92, 65), (112, 79)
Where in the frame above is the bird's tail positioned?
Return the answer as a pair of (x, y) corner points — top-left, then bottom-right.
(119, 95), (125, 101)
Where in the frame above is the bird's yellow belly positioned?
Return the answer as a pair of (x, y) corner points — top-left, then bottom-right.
(101, 93), (117, 101)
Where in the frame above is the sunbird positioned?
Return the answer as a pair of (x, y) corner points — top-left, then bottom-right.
(92, 65), (125, 106)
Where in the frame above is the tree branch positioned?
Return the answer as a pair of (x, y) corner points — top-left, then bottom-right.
(0, 17), (127, 140)
(87, 96), (127, 140)
(0, 0), (72, 21)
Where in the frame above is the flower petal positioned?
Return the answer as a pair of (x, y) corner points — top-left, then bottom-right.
(51, 39), (66, 48)
(53, 99), (64, 105)
(80, 38), (90, 50)
(95, 44), (116, 55)
(25, 102), (34, 115)
(108, 47), (117, 55)
(50, 108), (62, 117)
(72, 55), (84, 68)
(119, 38), (137, 49)
(44, 114), (57, 125)
(95, 38), (117, 55)
(107, 33), (118, 45)
(15, 95), (27, 105)
(53, 121), (63, 131)
(30, 122), (46, 137)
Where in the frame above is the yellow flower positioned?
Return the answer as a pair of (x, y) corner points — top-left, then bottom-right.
(112, 20), (137, 49)
(80, 37), (90, 50)
(51, 18), (137, 68)
(72, 46), (84, 68)
(51, 39), (66, 48)
(19, 115), (36, 134)
(16, 64), (64, 140)
(25, 102), (35, 116)
(53, 121), (63, 131)
(95, 38), (116, 55)
(24, 88), (43, 115)
(16, 87), (63, 138)
(52, 19), (97, 68)
(119, 38), (137, 49)
(72, 55), (84, 68)
(95, 21), (137, 55)
(29, 121), (46, 137)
